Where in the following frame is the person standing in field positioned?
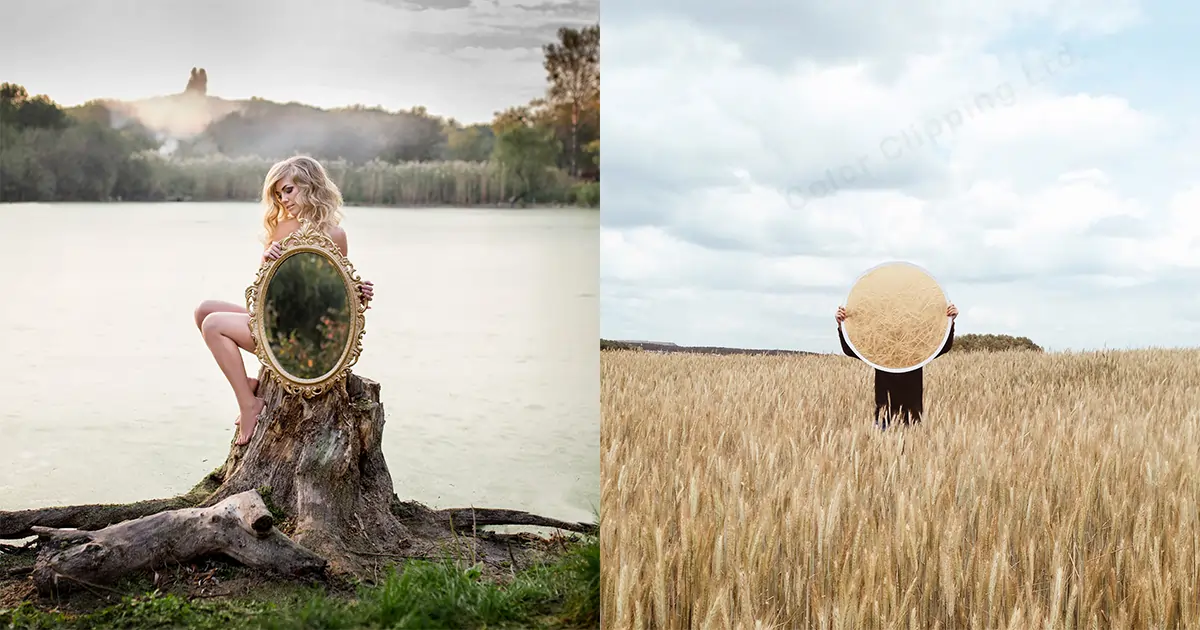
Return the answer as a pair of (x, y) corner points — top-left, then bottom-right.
(835, 303), (958, 429)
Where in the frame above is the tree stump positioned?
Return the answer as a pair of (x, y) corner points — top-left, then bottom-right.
(201, 369), (412, 576)
(0, 370), (596, 594)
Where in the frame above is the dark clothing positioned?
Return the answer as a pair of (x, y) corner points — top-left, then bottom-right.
(839, 322), (954, 428)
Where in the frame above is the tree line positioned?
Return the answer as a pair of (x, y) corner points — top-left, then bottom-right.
(0, 25), (599, 208)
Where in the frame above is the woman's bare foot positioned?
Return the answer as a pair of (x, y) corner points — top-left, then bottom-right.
(235, 378), (260, 425)
(235, 398), (266, 445)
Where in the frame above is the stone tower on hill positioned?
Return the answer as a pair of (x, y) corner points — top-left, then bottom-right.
(185, 67), (208, 96)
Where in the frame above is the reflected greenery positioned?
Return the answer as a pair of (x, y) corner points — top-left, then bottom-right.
(263, 252), (352, 380)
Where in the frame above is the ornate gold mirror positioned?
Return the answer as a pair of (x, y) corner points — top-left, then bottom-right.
(245, 219), (367, 397)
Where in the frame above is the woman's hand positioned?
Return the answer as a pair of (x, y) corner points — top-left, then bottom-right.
(835, 305), (847, 324)
(359, 280), (374, 309)
(947, 303), (958, 320)
(263, 241), (283, 262)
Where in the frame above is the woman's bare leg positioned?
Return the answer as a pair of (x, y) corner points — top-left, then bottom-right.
(194, 299), (246, 330)
(196, 300), (259, 411)
(201, 312), (264, 445)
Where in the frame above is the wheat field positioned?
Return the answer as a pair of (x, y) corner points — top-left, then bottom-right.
(600, 348), (1200, 629)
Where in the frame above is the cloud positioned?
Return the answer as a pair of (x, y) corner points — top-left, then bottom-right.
(406, 23), (568, 54)
(514, 0), (599, 19)
(601, 0), (1142, 68)
(602, 0), (1199, 351)
(395, 0), (596, 56)
(367, 0), (474, 10)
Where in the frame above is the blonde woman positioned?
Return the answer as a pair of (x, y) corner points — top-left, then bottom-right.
(193, 156), (374, 445)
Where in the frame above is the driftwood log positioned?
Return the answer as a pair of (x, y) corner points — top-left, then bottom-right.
(0, 370), (596, 595)
(30, 491), (325, 595)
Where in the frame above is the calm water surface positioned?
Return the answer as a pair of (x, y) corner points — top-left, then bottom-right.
(0, 203), (599, 525)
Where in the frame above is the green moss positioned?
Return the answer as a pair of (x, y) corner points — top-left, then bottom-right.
(255, 486), (288, 524)
(185, 468), (224, 500)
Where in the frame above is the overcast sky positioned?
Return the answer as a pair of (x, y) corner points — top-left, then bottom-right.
(1, 0), (596, 123)
(601, 0), (1200, 352)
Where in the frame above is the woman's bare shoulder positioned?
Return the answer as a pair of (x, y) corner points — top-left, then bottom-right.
(327, 225), (349, 256)
(272, 218), (303, 242)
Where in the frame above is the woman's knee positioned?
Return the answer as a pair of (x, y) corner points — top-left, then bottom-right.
(200, 311), (220, 338)
(195, 301), (219, 330)
(202, 312), (254, 349)
(200, 311), (236, 339)
(195, 300), (246, 330)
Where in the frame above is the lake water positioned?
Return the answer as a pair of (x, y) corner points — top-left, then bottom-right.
(0, 202), (599, 527)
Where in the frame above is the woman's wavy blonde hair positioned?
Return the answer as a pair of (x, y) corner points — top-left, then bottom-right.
(259, 155), (344, 245)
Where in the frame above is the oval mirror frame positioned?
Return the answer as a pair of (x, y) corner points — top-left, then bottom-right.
(245, 218), (367, 398)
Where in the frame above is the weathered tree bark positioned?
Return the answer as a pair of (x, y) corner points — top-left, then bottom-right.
(198, 369), (414, 575)
(30, 490), (325, 596)
(1, 369), (595, 591)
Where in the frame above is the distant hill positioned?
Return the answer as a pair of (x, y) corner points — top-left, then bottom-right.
(88, 67), (248, 138)
(104, 92), (243, 138)
(601, 339), (817, 356)
(83, 67), (482, 164)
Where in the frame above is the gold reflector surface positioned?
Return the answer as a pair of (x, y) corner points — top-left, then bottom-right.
(843, 261), (950, 372)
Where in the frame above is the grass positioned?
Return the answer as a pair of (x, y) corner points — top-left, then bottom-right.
(601, 347), (1200, 629)
(0, 536), (599, 629)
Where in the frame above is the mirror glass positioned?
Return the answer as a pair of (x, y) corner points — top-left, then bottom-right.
(262, 252), (353, 380)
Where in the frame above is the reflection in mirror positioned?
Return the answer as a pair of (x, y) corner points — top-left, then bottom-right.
(263, 252), (353, 380)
